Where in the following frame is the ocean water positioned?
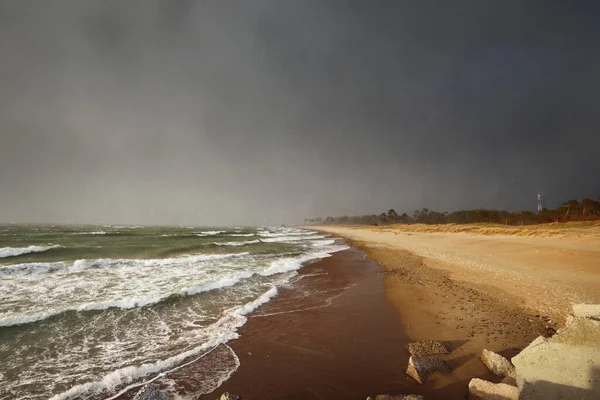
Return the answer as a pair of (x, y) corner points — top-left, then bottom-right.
(0, 225), (348, 400)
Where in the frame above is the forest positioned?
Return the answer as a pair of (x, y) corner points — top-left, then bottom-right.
(304, 197), (600, 226)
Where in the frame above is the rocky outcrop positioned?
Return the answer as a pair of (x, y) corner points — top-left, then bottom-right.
(132, 383), (169, 400)
(512, 314), (600, 399)
(406, 340), (450, 356)
(220, 393), (243, 400)
(367, 395), (423, 400)
(406, 355), (450, 384)
(468, 378), (518, 400)
(480, 349), (515, 378)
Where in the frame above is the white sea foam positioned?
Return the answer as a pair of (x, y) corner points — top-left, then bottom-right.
(0, 272), (256, 327)
(259, 243), (349, 277)
(69, 252), (248, 272)
(49, 286), (277, 400)
(0, 252), (253, 327)
(0, 261), (67, 276)
(228, 233), (254, 237)
(0, 310), (66, 327)
(214, 240), (260, 247)
(197, 231), (225, 236)
(0, 244), (62, 258)
(185, 271), (254, 295)
(0, 253), (249, 278)
(260, 235), (325, 243)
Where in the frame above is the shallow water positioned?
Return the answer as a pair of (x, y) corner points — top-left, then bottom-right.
(0, 224), (347, 400)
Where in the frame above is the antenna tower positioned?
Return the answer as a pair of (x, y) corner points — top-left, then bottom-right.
(537, 189), (542, 213)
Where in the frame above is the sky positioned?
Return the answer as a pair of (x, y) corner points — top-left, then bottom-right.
(1, 1), (599, 226)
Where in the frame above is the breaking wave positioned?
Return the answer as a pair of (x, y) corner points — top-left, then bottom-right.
(214, 240), (260, 247)
(0, 244), (62, 258)
(0, 252), (249, 277)
(48, 286), (278, 400)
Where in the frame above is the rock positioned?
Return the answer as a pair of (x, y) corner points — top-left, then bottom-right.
(572, 303), (600, 320)
(468, 378), (518, 400)
(406, 355), (450, 384)
(132, 383), (169, 400)
(406, 340), (450, 356)
(501, 376), (517, 387)
(480, 349), (515, 378)
(512, 317), (600, 399)
(220, 393), (242, 400)
(367, 396), (423, 400)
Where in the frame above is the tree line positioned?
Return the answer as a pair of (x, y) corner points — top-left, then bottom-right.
(304, 197), (600, 226)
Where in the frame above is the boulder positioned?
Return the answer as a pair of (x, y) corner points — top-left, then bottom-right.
(406, 340), (450, 356)
(572, 303), (600, 320)
(220, 393), (242, 400)
(480, 349), (515, 378)
(512, 317), (600, 399)
(406, 355), (450, 384)
(468, 378), (518, 400)
(132, 383), (169, 400)
(367, 395), (423, 400)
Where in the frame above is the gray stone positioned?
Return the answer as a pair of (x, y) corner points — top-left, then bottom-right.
(468, 378), (518, 400)
(512, 317), (600, 399)
(480, 349), (515, 378)
(132, 383), (169, 400)
(406, 340), (450, 356)
(367, 396), (423, 400)
(220, 393), (242, 400)
(406, 355), (450, 384)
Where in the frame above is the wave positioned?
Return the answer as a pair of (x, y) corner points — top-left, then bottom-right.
(256, 230), (317, 238)
(0, 252), (249, 277)
(49, 286), (278, 400)
(0, 257), (255, 327)
(73, 231), (106, 236)
(197, 231), (225, 236)
(70, 252), (248, 272)
(0, 244), (62, 258)
(228, 233), (254, 237)
(0, 241), (348, 327)
(259, 243), (349, 277)
(260, 235), (325, 243)
(0, 261), (67, 276)
(214, 240), (260, 247)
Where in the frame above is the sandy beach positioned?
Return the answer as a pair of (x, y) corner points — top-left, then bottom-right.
(314, 223), (600, 323)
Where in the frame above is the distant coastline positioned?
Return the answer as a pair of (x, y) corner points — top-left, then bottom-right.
(305, 196), (600, 226)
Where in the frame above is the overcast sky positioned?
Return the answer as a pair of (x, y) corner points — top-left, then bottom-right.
(1, 1), (599, 225)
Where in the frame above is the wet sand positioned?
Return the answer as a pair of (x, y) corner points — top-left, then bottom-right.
(200, 248), (423, 399)
(196, 247), (515, 400)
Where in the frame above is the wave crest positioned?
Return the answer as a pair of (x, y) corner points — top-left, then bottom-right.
(0, 245), (62, 258)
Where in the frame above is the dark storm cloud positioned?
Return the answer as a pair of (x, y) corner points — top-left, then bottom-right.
(1, 1), (599, 225)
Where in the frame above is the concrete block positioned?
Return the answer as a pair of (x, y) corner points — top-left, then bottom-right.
(468, 378), (518, 400)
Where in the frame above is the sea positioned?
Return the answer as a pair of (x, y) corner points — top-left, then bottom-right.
(0, 224), (348, 400)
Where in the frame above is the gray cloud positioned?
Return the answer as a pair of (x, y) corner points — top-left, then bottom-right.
(1, 1), (599, 225)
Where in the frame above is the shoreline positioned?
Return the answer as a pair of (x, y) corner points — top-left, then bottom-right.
(122, 222), (600, 399)
(199, 248), (425, 399)
(197, 233), (546, 399)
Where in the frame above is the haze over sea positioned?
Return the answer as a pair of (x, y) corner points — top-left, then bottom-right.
(0, 224), (347, 400)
